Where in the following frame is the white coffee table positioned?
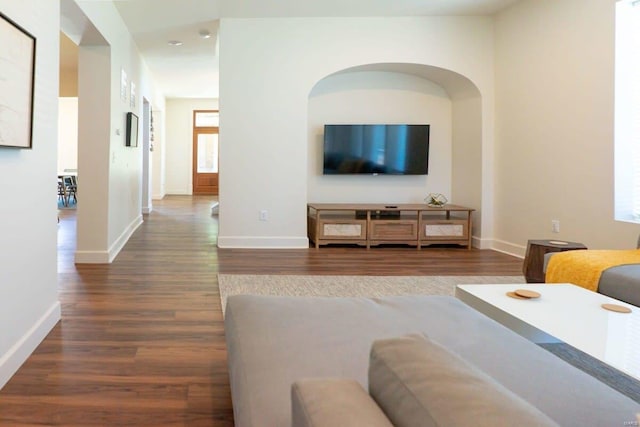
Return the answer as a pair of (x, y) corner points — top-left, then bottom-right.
(455, 283), (640, 381)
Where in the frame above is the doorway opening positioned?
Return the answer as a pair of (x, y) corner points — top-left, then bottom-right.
(192, 110), (219, 195)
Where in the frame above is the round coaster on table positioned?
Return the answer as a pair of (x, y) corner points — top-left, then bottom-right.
(601, 303), (632, 313)
(514, 289), (541, 299)
(549, 240), (568, 245)
(506, 291), (529, 300)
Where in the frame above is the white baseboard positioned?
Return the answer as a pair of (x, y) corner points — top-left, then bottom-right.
(107, 214), (143, 262)
(471, 236), (493, 250)
(75, 215), (143, 264)
(164, 189), (190, 195)
(0, 301), (61, 390)
(216, 235), (525, 252)
(217, 236), (309, 249)
(490, 239), (526, 259)
(74, 250), (110, 263)
(142, 206), (153, 214)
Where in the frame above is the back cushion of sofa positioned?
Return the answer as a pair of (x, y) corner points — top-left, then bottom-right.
(368, 334), (560, 427)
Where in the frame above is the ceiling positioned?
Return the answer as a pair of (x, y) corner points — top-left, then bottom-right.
(217, 0), (521, 17)
(112, 0), (220, 98)
(63, 0), (521, 99)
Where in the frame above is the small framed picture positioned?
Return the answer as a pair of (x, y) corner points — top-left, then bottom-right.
(130, 81), (136, 108)
(121, 68), (127, 102)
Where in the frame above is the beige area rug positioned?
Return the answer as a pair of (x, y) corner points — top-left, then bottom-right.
(218, 274), (525, 315)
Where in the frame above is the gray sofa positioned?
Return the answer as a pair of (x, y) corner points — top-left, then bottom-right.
(544, 236), (640, 306)
(544, 257), (640, 306)
(224, 294), (640, 427)
(598, 264), (640, 306)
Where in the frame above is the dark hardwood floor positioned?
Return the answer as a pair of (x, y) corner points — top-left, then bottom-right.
(0, 196), (523, 426)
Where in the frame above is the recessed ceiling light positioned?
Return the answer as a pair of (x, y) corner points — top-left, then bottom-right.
(199, 30), (211, 39)
(168, 40), (183, 46)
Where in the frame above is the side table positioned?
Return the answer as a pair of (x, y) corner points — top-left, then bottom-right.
(522, 239), (587, 283)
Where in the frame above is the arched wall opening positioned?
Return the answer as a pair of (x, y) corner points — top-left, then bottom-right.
(307, 63), (484, 242)
(218, 18), (496, 249)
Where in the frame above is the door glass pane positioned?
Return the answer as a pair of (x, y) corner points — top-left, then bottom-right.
(197, 133), (218, 173)
(195, 111), (219, 127)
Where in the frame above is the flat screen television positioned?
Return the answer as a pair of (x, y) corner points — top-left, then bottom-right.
(125, 112), (139, 147)
(323, 124), (429, 175)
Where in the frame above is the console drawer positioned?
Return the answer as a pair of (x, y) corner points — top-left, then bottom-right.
(370, 220), (418, 240)
(421, 220), (468, 240)
(319, 220), (367, 240)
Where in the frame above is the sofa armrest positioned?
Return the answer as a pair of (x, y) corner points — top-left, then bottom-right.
(291, 378), (393, 427)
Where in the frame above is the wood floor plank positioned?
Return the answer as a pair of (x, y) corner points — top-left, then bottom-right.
(0, 195), (523, 426)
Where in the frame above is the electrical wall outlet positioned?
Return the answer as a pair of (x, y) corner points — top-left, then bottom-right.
(259, 210), (268, 221)
(551, 219), (560, 233)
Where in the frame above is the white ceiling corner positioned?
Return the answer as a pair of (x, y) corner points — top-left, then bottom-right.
(91, 0), (522, 98)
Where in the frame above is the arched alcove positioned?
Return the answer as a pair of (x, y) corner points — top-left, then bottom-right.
(307, 63), (484, 241)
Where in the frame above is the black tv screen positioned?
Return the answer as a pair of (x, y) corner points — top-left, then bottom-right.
(323, 124), (429, 175)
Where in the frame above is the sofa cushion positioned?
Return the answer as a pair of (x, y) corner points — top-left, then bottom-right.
(291, 378), (393, 427)
(368, 334), (559, 427)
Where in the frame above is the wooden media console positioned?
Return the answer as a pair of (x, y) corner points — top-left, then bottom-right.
(307, 203), (474, 249)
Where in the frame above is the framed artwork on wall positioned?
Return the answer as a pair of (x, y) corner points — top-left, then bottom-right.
(0, 12), (36, 149)
(126, 112), (139, 147)
(130, 81), (136, 108)
(121, 69), (127, 102)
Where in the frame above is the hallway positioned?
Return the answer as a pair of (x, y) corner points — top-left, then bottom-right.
(1, 196), (233, 426)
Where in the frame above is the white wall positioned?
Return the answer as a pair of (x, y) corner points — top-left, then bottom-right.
(58, 97), (78, 173)
(307, 71), (452, 204)
(76, 43), (112, 258)
(452, 95), (484, 242)
(218, 17), (494, 248)
(151, 108), (166, 199)
(0, 0), (61, 389)
(165, 98), (218, 195)
(494, 0), (640, 255)
(69, 1), (165, 263)
(142, 99), (152, 213)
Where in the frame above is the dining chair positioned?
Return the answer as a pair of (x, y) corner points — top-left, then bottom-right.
(63, 175), (78, 204)
(57, 178), (68, 207)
